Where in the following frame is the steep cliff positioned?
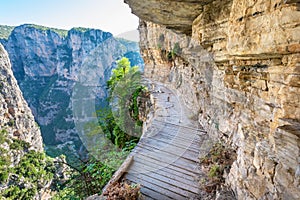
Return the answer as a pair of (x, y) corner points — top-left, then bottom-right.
(0, 24), (144, 160)
(0, 44), (54, 199)
(125, 0), (300, 199)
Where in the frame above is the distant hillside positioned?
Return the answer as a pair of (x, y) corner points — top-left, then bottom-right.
(25, 24), (68, 37)
(0, 24), (144, 162)
(116, 29), (139, 42)
(0, 25), (15, 39)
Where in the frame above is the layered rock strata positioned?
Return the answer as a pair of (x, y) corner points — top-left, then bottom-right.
(125, 0), (300, 199)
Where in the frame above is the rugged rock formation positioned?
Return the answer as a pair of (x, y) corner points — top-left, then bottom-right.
(0, 44), (49, 199)
(0, 24), (144, 158)
(125, 0), (300, 199)
(0, 44), (42, 151)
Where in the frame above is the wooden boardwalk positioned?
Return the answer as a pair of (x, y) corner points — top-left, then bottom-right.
(124, 82), (206, 200)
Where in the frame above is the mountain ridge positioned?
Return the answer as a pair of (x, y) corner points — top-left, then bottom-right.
(0, 24), (144, 162)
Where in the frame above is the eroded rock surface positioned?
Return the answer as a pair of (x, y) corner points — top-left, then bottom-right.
(0, 44), (42, 151)
(0, 24), (144, 156)
(126, 0), (300, 199)
(0, 44), (47, 199)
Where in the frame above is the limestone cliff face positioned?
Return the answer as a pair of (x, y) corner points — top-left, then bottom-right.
(0, 44), (47, 198)
(126, 0), (300, 199)
(0, 25), (144, 156)
(0, 44), (43, 151)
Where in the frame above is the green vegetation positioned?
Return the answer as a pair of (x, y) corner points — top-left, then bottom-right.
(0, 129), (8, 144)
(0, 147), (10, 184)
(167, 42), (182, 61)
(106, 57), (146, 148)
(52, 158), (114, 199)
(15, 150), (55, 184)
(0, 25), (15, 39)
(0, 138), (55, 199)
(72, 27), (92, 32)
(199, 142), (236, 193)
(27, 24), (68, 37)
(208, 164), (221, 178)
(7, 119), (15, 127)
(52, 57), (146, 199)
(9, 138), (30, 150)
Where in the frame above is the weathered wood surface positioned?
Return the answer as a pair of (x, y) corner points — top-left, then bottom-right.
(124, 82), (207, 200)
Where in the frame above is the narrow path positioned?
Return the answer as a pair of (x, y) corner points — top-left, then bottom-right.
(124, 82), (207, 200)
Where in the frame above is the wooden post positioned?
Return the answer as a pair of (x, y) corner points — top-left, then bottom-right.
(101, 155), (134, 194)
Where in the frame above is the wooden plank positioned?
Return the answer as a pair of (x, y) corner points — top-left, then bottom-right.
(152, 120), (205, 133)
(141, 143), (199, 164)
(137, 140), (199, 162)
(147, 130), (201, 149)
(126, 173), (190, 200)
(139, 135), (198, 154)
(128, 167), (199, 194)
(156, 127), (200, 140)
(138, 137), (199, 157)
(140, 193), (156, 200)
(133, 144), (198, 166)
(129, 160), (199, 189)
(129, 154), (199, 178)
(132, 150), (199, 174)
(141, 134), (200, 154)
(128, 179), (173, 200)
(148, 131), (200, 146)
(134, 145), (198, 169)
(149, 123), (201, 141)
(132, 159), (197, 182)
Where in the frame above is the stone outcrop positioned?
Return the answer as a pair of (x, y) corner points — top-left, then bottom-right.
(0, 44), (47, 198)
(0, 24), (144, 158)
(125, 0), (300, 199)
(0, 43), (43, 151)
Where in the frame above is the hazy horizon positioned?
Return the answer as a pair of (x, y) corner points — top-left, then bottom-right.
(0, 0), (139, 36)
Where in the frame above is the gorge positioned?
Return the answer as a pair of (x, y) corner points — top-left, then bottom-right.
(0, 24), (143, 161)
(0, 0), (299, 199)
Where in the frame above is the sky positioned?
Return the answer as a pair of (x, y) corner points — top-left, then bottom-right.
(0, 0), (139, 36)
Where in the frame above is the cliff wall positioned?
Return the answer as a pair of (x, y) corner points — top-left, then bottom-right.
(125, 0), (300, 199)
(0, 44), (50, 199)
(0, 24), (144, 159)
(0, 44), (42, 151)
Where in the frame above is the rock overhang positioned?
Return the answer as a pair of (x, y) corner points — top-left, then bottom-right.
(124, 0), (216, 35)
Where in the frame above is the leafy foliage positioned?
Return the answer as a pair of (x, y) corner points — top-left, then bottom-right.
(52, 158), (114, 199)
(53, 57), (146, 198)
(0, 139), (55, 199)
(105, 57), (145, 149)
(1, 186), (37, 200)
(15, 150), (55, 183)
(9, 138), (30, 150)
(199, 142), (236, 194)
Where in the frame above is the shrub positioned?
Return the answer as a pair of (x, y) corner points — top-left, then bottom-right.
(199, 142), (236, 194)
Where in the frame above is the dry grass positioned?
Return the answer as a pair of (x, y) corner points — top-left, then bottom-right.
(102, 181), (141, 200)
(199, 142), (236, 194)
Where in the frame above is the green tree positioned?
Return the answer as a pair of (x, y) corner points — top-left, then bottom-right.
(106, 57), (145, 148)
